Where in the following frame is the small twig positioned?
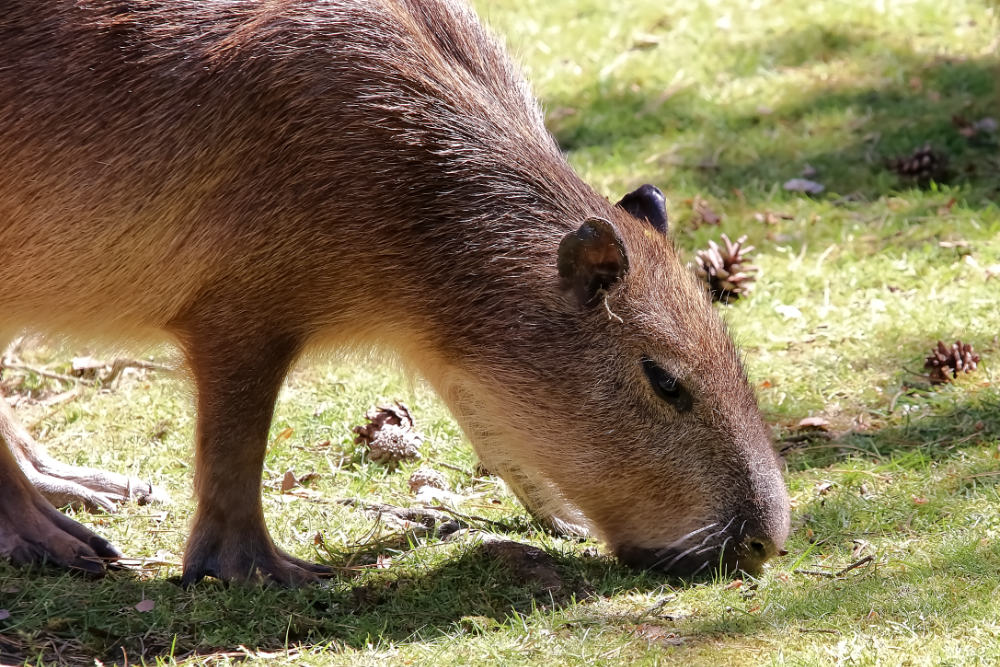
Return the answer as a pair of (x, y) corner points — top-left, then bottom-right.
(795, 555), (874, 578)
(798, 628), (840, 635)
(964, 470), (1000, 480)
(105, 358), (172, 384)
(0, 361), (83, 385)
(435, 461), (474, 476)
(634, 594), (677, 622)
(424, 504), (519, 533)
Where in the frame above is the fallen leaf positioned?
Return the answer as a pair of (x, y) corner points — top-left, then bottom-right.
(635, 624), (686, 646)
(754, 211), (794, 225)
(725, 579), (743, 590)
(281, 470), (297, 492)
(912, 496), (929, 505)
(274, 427), (294, 442)
(134, 599), (155, 613)
(936, 197), (957, 215)
(0, 609), (10, 621)
(783, 178), (825, 195)
(690, 195), (721, 226)
(815, 482), (834, 495)
(375, 553), (392, 569)
(798, 416), (830, 430)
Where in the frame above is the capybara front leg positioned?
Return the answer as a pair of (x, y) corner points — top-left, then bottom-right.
(177, 329), (331, 586)
(0, 398), (121, 573)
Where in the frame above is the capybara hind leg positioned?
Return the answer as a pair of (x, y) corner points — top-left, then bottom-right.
(175, 327), (331, 586)
(0, 418), (121, 573)
(1, 393), (166, 512)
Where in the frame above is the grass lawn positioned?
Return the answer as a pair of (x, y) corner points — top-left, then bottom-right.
(2, 0), (998, 664)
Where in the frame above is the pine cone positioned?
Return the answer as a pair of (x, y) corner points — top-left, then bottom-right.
(365, 424), (421, 465)
(693, 234), (758, 303)
(924, 340), (980, 385)
(408, 467), (448, 494)
(353, 401), (422, 466)
(887, 144), (950, 187)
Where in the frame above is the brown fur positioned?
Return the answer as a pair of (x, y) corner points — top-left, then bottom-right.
(0, 0), (789, 583)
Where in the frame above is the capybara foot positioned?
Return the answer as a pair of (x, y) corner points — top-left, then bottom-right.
(0, 491), (121, 575)
(23, 461), (169, 512)
(181, 519), (332, 587)
(5, 399), (168, 511)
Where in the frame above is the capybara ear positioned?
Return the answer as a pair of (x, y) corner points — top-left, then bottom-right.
(557, 217), (629, 307)
(616, 184), (668, 233)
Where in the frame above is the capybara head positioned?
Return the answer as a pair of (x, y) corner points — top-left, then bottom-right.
(429, 184), (789, 577)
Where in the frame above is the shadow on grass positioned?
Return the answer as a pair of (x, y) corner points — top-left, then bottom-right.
(780, 387), (1000, 471)
(547, 32), (998, 199)
(0, 539), (661, 665)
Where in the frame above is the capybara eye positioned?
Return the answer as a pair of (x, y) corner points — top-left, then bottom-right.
(641, 357), (693, 412)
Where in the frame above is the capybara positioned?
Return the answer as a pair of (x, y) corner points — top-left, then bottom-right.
(0, 0), (789, 584)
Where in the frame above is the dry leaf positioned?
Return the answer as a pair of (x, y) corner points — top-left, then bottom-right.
(281, 470), (297, 492)
(754, 211), (794, 225)
(635, 624), (686, 646)
(912, 496), (929, 505)
(724, 579), (743, 590)
(815, 482), (834, 495)
(0, 609), (10, 621)
(936, 198), (958, 215)
(375, 553), (392, 569)
(798, 416), (830, 430)
(274, 427), (294, 442)
(134, 599), (155, 613)
(690, 195), (721, 226)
